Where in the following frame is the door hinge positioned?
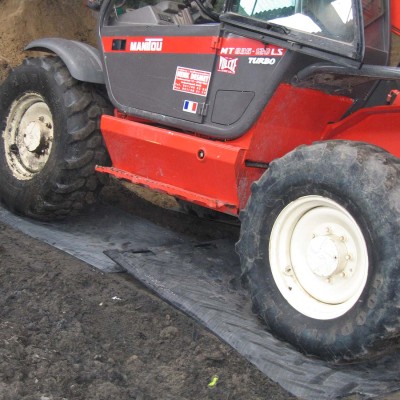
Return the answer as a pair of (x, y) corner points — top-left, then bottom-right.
(198, 103), (209, 116)
(211, 36), (222, 50)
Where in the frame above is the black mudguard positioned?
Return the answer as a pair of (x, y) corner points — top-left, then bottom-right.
(25, 38), (105, 84)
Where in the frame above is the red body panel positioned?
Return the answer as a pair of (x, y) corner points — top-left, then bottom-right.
(99, 117), (250, 214)
(99, 83), (400, 214)
(322, 106), (400, 156)
(392, 0), (400, 35)
(243, 84), (354, 163)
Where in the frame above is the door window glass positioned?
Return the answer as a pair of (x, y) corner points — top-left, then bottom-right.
(105, 0), (220, 25)
(234, 0), (355, 43)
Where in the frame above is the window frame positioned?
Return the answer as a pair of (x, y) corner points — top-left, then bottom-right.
(220, 0), (365, 66)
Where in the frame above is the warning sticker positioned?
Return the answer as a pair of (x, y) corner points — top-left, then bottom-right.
(173, 67), (211, 97)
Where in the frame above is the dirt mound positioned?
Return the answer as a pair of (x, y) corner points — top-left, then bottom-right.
(0, 0), (96, 81)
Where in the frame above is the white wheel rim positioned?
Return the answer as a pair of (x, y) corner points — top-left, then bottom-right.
(3, 92), (54, 180)
(269, 195), (368, 320)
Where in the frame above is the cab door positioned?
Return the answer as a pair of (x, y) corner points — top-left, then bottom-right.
(99, 1), (220, 123)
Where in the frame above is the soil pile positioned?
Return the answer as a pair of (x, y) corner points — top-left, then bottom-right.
(0, 0), (96, 81)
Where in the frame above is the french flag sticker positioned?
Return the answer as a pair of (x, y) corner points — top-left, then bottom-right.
(183, 100), (198, 114)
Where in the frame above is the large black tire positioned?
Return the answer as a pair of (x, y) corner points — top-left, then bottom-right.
(237, 141), (400, 361)
(0, 57), (111, 220)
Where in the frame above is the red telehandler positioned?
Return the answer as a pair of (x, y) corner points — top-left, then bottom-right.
(1, 0), (400, 361)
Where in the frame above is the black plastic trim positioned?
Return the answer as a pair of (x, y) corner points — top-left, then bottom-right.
(296, 62), (400, 82)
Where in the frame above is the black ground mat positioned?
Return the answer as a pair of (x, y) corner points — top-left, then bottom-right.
(1, 203), (399, 399)
(106, 240), (400, 400)
(0, 203), (186, 273)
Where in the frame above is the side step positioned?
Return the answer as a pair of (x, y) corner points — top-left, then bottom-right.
(96, 166), (237, 213)
(105, 240), (400, 400)
(98, 115), (263, 214)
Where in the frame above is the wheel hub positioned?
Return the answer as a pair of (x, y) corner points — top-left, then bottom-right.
(23, 119), (50, 153)
(307, 234), (348, 278)
(3, 93), (54, 180)
(269, 195), (368, 320)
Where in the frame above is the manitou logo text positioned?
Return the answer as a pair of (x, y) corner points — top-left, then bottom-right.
(218, 56), (238, 74)
(130, 38), (163, 52)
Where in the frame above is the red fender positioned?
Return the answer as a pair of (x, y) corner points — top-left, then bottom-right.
(322, 105), (400, 157)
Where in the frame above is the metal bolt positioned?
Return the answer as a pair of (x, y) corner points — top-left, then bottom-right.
(345, 255), (351, 261)
(284, 266), (293, 275)
(9, 144), (19, 154)
(198, 149), (205, 159)
(340, 236), (345, 242)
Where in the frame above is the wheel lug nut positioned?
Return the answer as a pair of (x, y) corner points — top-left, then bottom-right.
(284, 266), (293, 275)
(9, 144), (19, 154)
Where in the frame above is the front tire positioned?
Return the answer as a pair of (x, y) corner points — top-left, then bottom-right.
(237, 141), (400, 361)
(0, 57), (111, 220)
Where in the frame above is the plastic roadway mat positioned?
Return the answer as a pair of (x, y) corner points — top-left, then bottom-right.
(0, 203), (399, 399)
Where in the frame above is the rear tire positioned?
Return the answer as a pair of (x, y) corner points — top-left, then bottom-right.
(237, 141), (400, 361)
(0, 57), (111, 220)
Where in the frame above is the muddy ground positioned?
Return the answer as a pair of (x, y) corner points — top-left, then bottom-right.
(0, 1), (400, 399)
(2, 183), (400, 400)
(0, 184), (296, 400)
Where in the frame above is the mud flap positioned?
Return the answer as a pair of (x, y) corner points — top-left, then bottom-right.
(106, 240), (400, 400)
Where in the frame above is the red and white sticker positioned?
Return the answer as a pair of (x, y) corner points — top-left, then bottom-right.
(173, 67), (211, 97)
(217, 56), (238, 74)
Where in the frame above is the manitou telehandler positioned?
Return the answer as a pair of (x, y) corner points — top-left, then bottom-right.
(1, 0), (400, 361)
